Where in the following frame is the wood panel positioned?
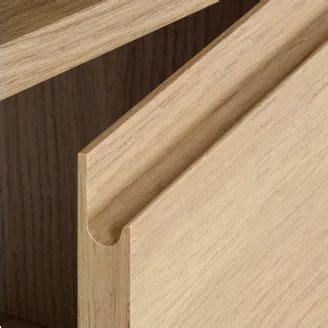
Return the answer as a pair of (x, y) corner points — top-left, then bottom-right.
(0, 1), (257, 326)
(79, 0), (328, 326)
(1, 0), (99, 43)
(83, 0), (328, 246)
(128, 42), (328, 328)
(0, 0), (219, 99)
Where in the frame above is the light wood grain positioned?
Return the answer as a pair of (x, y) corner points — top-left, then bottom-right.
(79, 0), (328, 326)
(1, 0), (99, 43)
(1, 1), (254, 326)
(83, 0), (328, 246)
(0, 0), (219, 99)
(79, 41), (328, 326)
(128, 42), (328, 327)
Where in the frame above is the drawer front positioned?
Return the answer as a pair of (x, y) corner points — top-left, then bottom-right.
(129, 43), (328, 327)
(78, 0), (328, 326)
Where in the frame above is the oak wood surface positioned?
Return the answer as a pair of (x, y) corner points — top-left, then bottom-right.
(1, 1), (257, 326)
(0, 0), (219, 99)
(83, 0), (328, 246)
(1, 0), (99, 43)
(79, 0), (328, 327)
(2, 316), (44, 328)
(127, 42), (328, 327)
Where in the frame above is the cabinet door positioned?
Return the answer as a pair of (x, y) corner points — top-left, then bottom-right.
(78, 0), (328, 327)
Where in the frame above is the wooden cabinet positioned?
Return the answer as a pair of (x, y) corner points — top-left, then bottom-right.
(1, 1), (327, 327)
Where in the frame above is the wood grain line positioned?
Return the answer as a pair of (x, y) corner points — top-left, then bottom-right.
(1, 0), (100, 43)
(78, 0), (327, 326)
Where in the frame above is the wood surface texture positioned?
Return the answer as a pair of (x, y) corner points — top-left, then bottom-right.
(2, 0), (100, 43)
(128, 43), (328, 327)
(0, 0), (219, 99)
(84, 0), (328, 246)
(79, 0), (328, 327)
(1, 1), (257, 326)
(2, 316), (44, 328)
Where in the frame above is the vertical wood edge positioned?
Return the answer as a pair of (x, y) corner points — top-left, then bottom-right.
(78, 152), (131, 328)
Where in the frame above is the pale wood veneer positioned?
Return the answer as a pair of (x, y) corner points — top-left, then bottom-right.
(128, 42), (328, 327)
(0, 0), (218, 99)
(78, 0), (328, 326)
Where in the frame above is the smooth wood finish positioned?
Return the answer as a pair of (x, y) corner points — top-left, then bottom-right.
(1, 2), (256, 326)
(128, 43), (328, 327)
(0, 0), (219, 99)
(79, 0), (328, 327)
(83, 0), (328, 246)
(2, 0), (99, 43)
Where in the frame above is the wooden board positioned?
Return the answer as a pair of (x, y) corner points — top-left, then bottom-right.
(0, 0), (219, 99)
(1, 1), (257, 326)
(83, 0), (328, 246)
(79, 0), (328, 326)
(1, 0), (99, 43)
(128, 42), (328, 327)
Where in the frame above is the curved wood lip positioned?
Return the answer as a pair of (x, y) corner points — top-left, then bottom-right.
(80, 3), (263, 247)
